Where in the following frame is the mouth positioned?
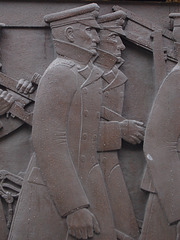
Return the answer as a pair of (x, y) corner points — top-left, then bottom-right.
(115, 52), (122, 58)
(91, 44), (97, 49)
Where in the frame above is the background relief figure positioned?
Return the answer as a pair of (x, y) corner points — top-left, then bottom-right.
(140, 13), (180, 240)
(95, 10), (145, 240)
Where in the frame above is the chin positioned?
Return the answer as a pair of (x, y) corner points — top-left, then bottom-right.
(90, 49), (97, 55)
(115, 53), (121, 58)
(117, 57), (122, 62)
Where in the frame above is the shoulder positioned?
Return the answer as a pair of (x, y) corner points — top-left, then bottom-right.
(154, 68), (180, 99)
(44, 58), (75, 76)
(51, 57), (75, 69)
(40, 58), (77, 87)
(163, 68), (180, 87)
(36, 58), (78, 98)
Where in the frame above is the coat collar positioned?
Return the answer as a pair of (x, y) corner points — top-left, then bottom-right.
(53, 39), (94, 66)
(103, 67), (128, 92)
(78, 63), (104, 88)
(53, 39), (103, 88)
(94, 48), (127, 91)
(95, 49), (117, 70)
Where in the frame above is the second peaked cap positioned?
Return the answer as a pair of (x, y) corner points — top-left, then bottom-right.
(44, 3), (101, 29)
(169, 13), (180, 27)
(98, 10), (127, 36)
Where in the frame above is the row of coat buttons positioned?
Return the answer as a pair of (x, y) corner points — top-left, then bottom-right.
(80, 155), (96, 163)
(104, 91), (124, 98)
(83, 110), (100, 119)
(83, 87), (102, 94)
(82, 133), (97, 141)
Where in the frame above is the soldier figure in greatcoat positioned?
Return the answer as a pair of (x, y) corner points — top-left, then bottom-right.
(140, 13), (180, 240)
(95, 11), (145, 239)
(0, 23), (36, 239)
(8, 4), (135, 240)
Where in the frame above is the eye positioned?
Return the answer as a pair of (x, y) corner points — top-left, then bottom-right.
(86, 27), (92, 32)
(110, 34), (117, 40)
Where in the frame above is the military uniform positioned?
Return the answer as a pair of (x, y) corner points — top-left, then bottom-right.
(0, 80), (33, 240)
(139, 13), (180, 240)
(9, 37), (125, 239)
(140, 58), (180, 240)
(94, 10), (141, 239)
(95, 49), (139, 239)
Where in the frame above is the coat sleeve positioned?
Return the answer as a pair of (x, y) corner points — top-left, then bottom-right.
(144, 70), (180, 224)
(97, 121), (122, 151)
(32, 63), (89, 217)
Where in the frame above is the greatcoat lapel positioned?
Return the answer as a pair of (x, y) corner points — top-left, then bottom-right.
(78, 64), (104, 88)
(103, 69), (127, 92)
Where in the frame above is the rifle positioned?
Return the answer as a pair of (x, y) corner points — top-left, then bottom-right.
(0, 72), (41, 126)
(0, 170), (23, 229)
(113, 5), (176, 65)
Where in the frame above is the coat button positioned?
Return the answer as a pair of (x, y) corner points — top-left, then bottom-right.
(82, 133), (87, 140)
(92, 134), (97, 141)
(77, 65), (81, 70)
(83, 87), (88, 94)
(97, 112), (100, 119)
(81, 155), (86, 162)
(84, 110), (88, 117)
(91, 156), (96, 163)
(104, 91), (109, 97)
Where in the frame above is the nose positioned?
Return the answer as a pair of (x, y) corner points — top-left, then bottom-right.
(117, 37), (125, 51)
(92, 29), (100, 44)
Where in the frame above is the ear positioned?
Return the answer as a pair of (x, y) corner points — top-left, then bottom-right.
(65, 27), (74, 42)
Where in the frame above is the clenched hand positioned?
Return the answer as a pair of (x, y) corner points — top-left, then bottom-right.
(120, 119), (145, 144)
(16, 79), (35, 94)
(0, 90), (14, 115)
(67, 208), (100, 239)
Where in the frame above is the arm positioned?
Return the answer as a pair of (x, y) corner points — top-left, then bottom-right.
(98, 120), (145, 151)
(32, 64), (89, 217)
(32, 64), (100, 239)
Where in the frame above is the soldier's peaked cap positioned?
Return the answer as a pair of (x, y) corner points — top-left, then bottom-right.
(44, 3), (101, 29)
(169, 13), (180, 27)
(98, 10), (127, 36)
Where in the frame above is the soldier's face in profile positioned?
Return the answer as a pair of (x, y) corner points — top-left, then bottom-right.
(73, 24), (100, 55)
(98, 29), (125, 58)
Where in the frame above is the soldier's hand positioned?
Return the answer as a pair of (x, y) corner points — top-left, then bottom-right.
(120, 120), (145, 144)
(67, 208), (100, 239)
(0, 90), (14, 115)
(16, 79), (35, 94)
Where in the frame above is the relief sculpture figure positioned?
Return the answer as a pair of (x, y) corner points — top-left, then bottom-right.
(8, 3), (131, 240)
(140, 13), (180, 240)
(94, 11), (145, 239)
(0, 74), (36, 239)
(0, 23), (38, 239)
(0, 71), (36, 239)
